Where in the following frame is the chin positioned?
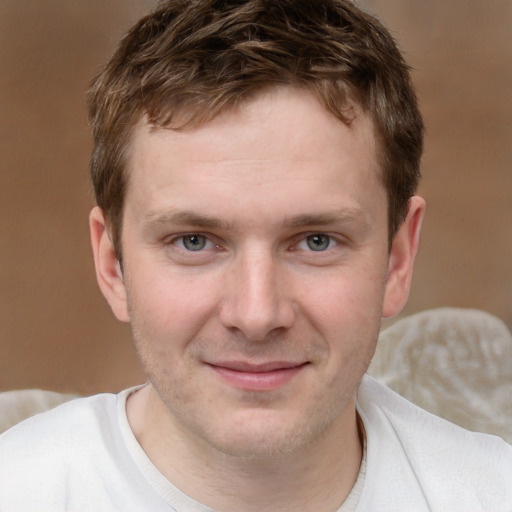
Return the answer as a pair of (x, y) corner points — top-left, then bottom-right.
(199, 408), (336, 460)
(207, 431), (307, 460)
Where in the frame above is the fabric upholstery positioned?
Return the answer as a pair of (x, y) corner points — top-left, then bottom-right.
(370, 308), (512, 443)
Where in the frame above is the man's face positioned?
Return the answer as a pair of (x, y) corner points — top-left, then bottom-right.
(92, 87), (421, 459)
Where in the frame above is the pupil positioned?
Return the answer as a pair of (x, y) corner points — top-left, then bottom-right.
(307, 234), (329, 251)
(184, 235), (206, 251)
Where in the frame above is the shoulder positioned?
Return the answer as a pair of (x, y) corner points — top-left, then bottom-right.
(0, 391), (117, 449)
(357, 375), (512, 511)
(0, 387), (174, 511)
(0, 392), (121, 507)
(0, 392), (119, 466)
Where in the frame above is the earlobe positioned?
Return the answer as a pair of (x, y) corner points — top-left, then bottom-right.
(89, 206), (130, 322)
(381, 196), (426, 319)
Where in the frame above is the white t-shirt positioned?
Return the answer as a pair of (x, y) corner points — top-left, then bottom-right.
(0, 375), (510, 511)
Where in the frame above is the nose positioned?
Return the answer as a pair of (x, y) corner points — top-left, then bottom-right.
(219, 247), (296, 341)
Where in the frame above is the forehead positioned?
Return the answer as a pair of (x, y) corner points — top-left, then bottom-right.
(124, 87), (384, 225)
(129, 86), (378, 175)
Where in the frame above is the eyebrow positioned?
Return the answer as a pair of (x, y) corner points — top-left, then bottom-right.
(142, 210), (233, 231)
(283, 210), (371, 231)
(142, 208), (370, 232)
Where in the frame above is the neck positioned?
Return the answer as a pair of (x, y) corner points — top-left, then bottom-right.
(127, 385), (363, 512)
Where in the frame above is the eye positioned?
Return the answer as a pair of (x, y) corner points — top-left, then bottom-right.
(175, 234), (212, 251)
(298, 234), (337, 252)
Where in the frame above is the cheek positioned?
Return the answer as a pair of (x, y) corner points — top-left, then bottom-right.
(125, 268), (222, 351)
(298, 265), (386, 330)
(297, 267), (385, 370)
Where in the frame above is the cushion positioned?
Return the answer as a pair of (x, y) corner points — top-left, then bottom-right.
(370, 308), (512, 443)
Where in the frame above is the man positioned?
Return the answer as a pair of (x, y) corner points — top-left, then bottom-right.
(1, 1), (511, 510)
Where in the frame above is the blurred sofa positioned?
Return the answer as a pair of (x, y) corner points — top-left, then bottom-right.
(368, 308), (512, 443)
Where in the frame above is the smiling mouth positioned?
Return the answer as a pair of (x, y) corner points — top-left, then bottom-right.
(207, 361), (309, 391)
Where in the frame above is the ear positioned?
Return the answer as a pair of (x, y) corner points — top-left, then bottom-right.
(381, 196), (426, 318)
(89, 206), (130, 322)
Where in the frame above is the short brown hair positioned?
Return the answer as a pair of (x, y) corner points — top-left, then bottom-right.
(88, 0), (423, 258)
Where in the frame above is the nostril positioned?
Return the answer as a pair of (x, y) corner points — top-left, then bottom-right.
(219, 299), (295, 341)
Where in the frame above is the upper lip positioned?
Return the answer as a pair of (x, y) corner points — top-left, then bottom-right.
(207, 361), (308, 373)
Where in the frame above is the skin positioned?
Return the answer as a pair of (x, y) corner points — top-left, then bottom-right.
(90, 86), (425, 511)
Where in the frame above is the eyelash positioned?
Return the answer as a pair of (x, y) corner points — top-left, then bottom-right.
(173, 234), (215, 252)
(294, 233), (339, 252)
(169, 232), (341, 253)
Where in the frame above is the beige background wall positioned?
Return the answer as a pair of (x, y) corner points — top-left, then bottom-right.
(1, 1), (511, 394)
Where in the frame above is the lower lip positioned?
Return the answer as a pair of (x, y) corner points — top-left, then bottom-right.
(209, 364), (308, 391)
